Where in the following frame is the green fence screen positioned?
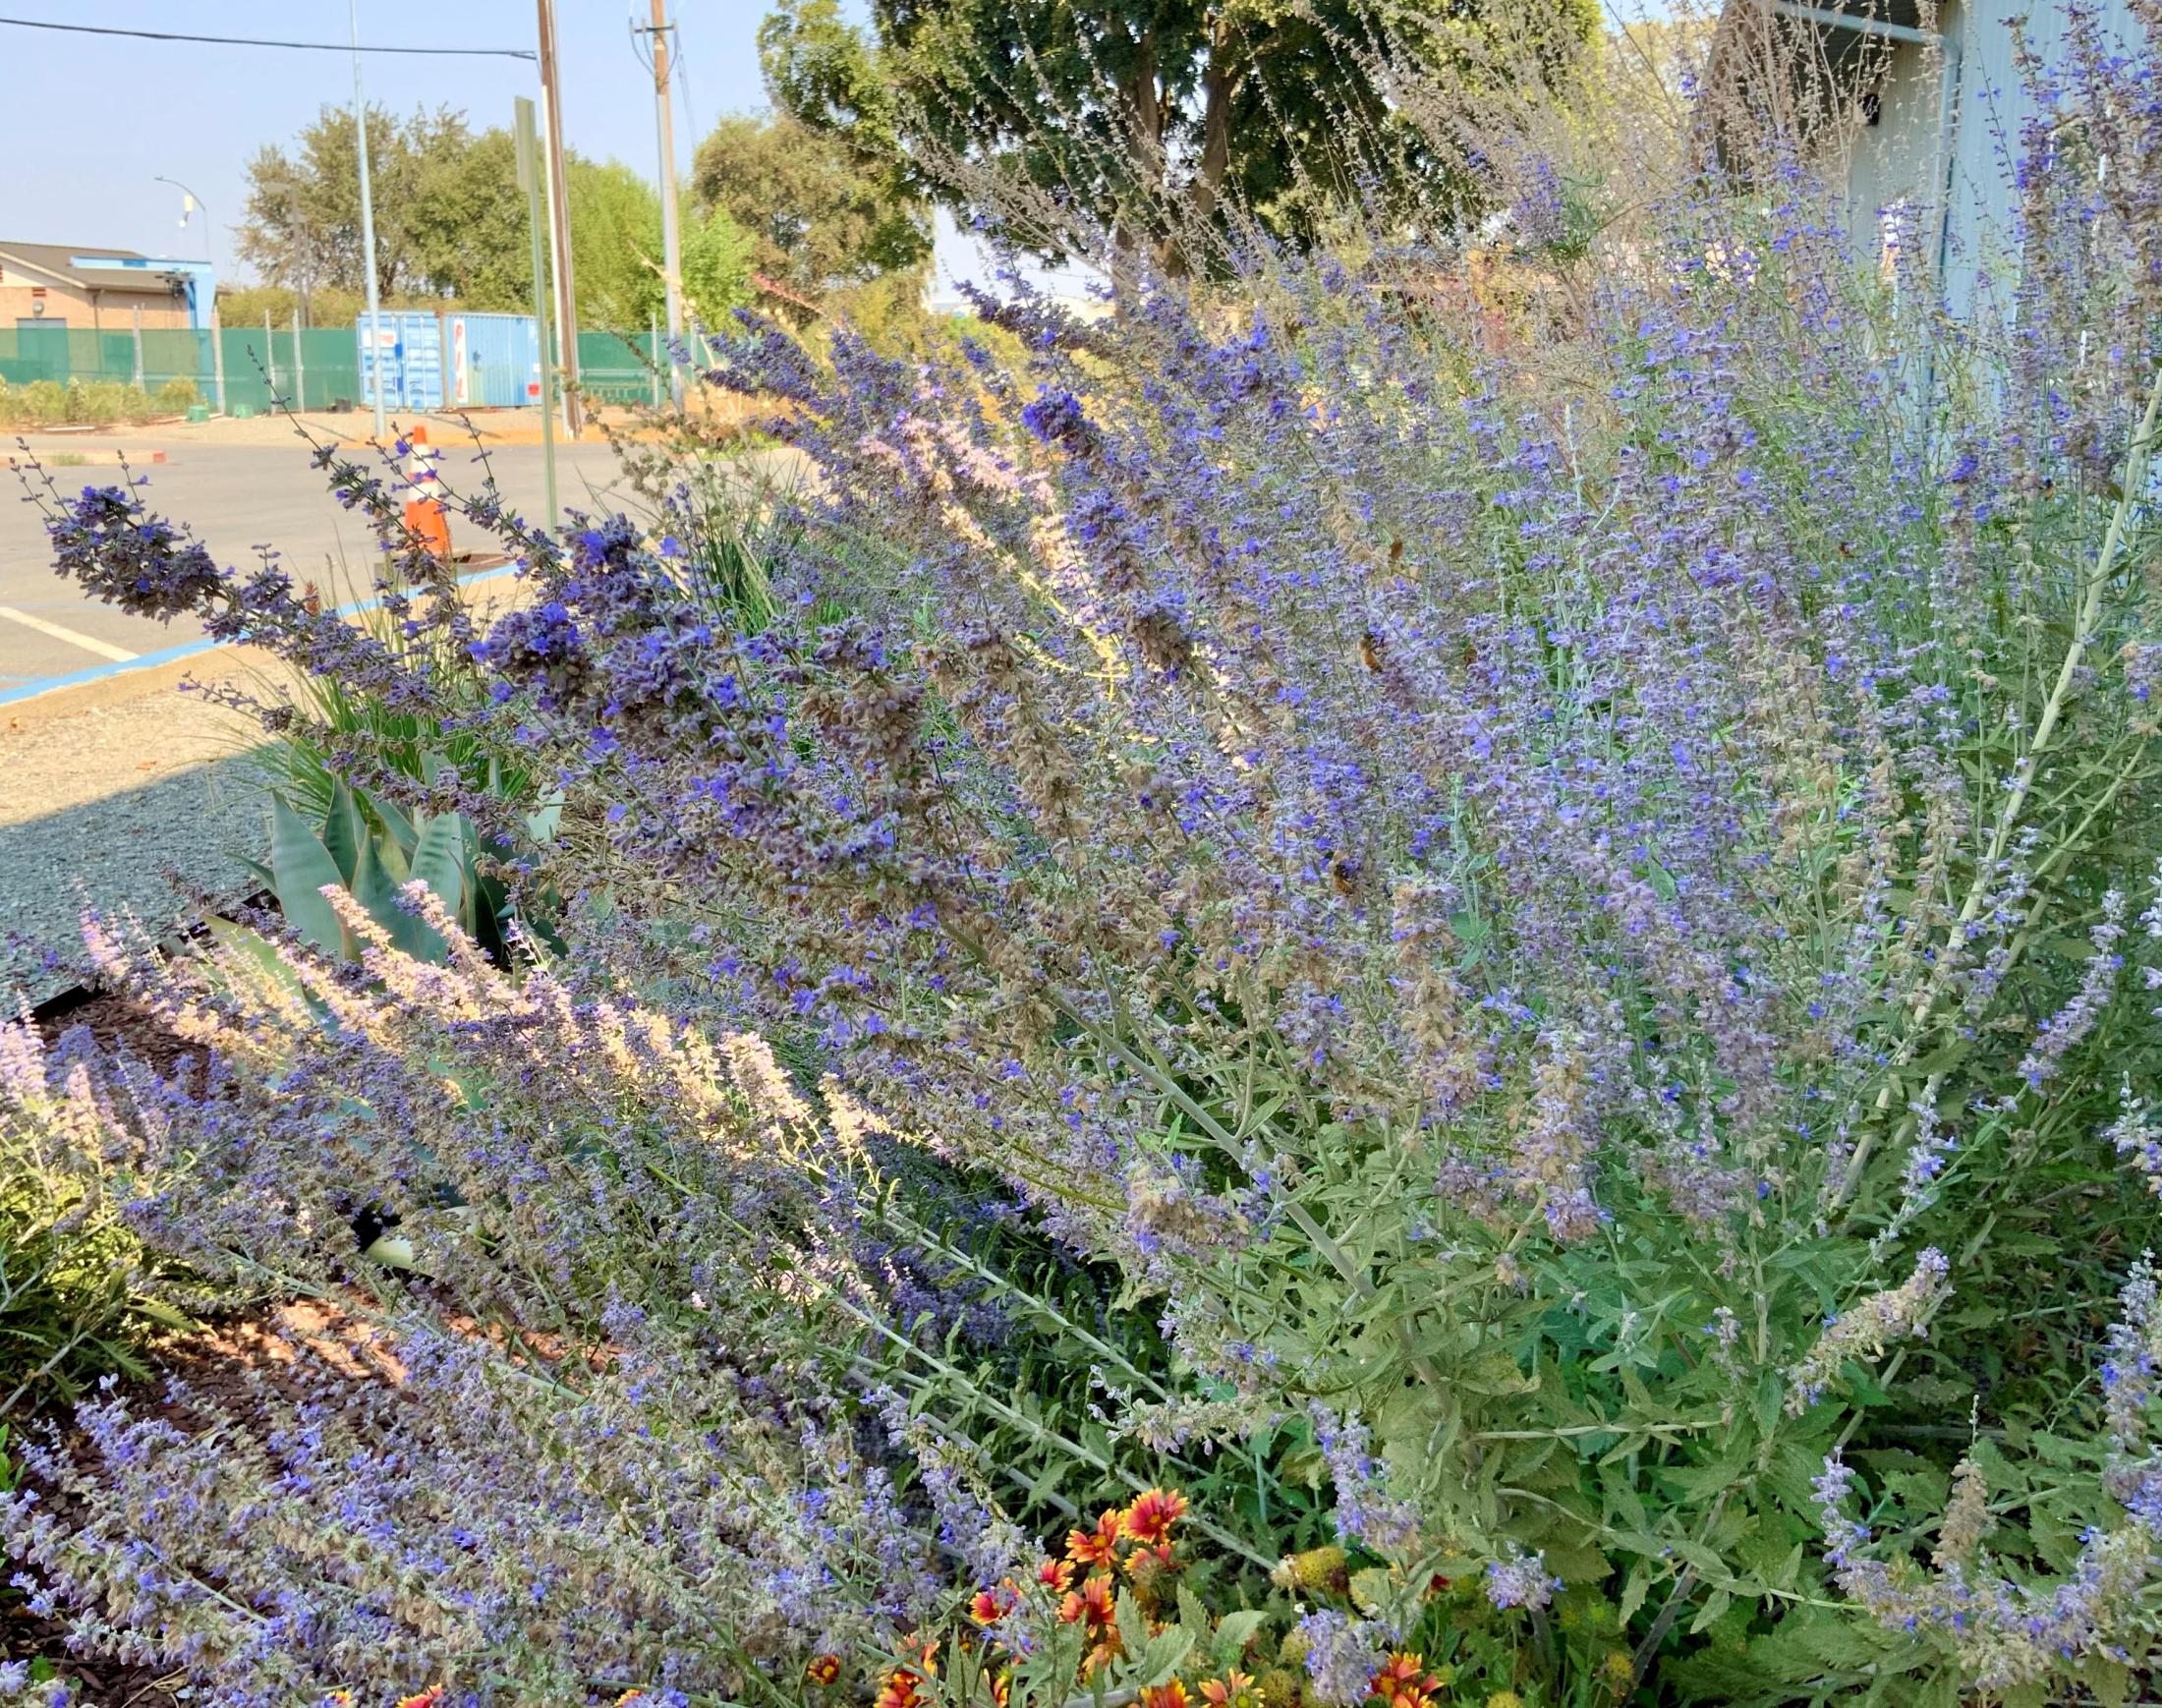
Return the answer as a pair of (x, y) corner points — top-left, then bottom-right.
(577, 329), (666, 405)
(0, 322), (664, 415)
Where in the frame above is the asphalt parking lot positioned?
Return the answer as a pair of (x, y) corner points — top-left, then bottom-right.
(0, 438), (630, 696)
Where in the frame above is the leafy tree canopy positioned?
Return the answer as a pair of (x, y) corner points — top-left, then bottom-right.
(238, 104), (751, 330)
(690, 112), (931, 305)
(758, 0), (1600, 260)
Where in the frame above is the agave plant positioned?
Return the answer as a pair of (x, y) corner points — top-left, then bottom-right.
(240, 770), (559, 967)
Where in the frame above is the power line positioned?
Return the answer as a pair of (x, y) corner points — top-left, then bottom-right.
(0, 16), (536, 59)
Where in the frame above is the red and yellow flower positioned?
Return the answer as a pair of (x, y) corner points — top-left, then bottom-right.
(876, 1638), (940, 1708)
(970, 1582), (1019, 1626)
(1036, 1556), (1076, 1593)
(806, 1655), (843, 1687)
(395, 1692), (445, 1708)
(1369, 1653), (1444, 1708)
(1058, 1571), (1118, 1628)
(1121, 1488), (1189, 1547)
(1067, 1508), (1125, 1566)
(1140, 1683), (1191, 1708)
(1201, 1671), (1256, 1708)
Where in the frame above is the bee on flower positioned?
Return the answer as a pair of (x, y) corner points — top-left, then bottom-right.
(807, 1655), (843, 1687)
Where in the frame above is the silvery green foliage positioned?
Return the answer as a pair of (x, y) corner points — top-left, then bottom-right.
(1, 896), (1002, 1700)
(23, 0), (2162, 1697)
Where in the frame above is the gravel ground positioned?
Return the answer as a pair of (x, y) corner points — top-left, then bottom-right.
(1, 684), (270, 1006)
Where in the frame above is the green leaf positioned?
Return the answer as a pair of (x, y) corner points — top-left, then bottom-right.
(1349, 1566), (1393, 1616)
(269, 793), (352, 959)
(363, 787), (419, 859)
(1133, 1627), (1193, 1688)
(1687, 1587), (1732, 1635)
(1212, 1611), (1266, 1670)
(321, 780), (365, 884)
(2083, 1657), (2132, 1708)
(525, 790), (565, 844)
(410, 812), (470, 927)
(1113, 1587), (1153, 1670)
(353, 831), (447, 962)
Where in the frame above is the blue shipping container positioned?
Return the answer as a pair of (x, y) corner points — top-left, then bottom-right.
(446, 312), (541, 410)
(355, 311), (444, 413)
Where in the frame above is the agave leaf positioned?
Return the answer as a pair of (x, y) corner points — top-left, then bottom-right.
(362, 787), (419, 861)
(354, 830), (447, 962)
(410, 812), (470, 929)
(525, 789), (565, 845)
(204, 916), (308, 1003)
(320, 780), (365, 885)
(269, 794), (352, 959)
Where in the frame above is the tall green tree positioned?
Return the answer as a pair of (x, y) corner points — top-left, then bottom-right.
(238, 105), (482, 307)
(691, 113), (930, 304)
(759, 0), (1599, 259)
(238, 104), (752, 328)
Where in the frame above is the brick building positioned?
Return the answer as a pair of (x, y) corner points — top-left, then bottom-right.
(0, 243), (205, 334)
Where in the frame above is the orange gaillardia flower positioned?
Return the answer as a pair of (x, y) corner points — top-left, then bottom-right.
(1067, 1508), (1125, 1566)
(807, 1655), (843, 1687)
(1036, 1556), (1076, 1593)
(1199, 1671), (1256, 1708)
(395, 1692), (445, 1708)
(1121, 1488), (1190, 1547)
(1369, 1653), (1444, 1708)
(1140, 1683), (1191, 1708)
(876, 1638), (940, 1708)
(970, 1582), (1019, 1626)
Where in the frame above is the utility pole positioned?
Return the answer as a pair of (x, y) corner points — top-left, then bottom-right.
(515, 97), (560, 533)
(535, 0), (583, 436)
(646, 0), (686, 406)
(351, 0), (385, 440)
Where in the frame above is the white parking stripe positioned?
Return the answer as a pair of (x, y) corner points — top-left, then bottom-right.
(0, 604), (139, 663)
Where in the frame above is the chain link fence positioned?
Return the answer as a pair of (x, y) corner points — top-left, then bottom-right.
(0, 320), (666, 418)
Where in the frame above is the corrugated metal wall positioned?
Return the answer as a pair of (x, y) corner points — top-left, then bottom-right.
(355, 311), (445, 413)
(447, 312), (542, 409)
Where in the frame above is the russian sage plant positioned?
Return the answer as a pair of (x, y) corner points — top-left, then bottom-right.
(17, 0), (2162, 1700)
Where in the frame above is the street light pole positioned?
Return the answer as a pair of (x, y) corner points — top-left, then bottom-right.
(154, 176), (220, 413)
(152, 176), (209, 263)
(351, 0), (387, 440)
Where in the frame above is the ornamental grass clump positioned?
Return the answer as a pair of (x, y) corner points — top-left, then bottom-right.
(17, 0), (2162, 1699)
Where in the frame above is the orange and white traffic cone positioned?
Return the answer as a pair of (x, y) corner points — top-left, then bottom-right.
(402, 424), (454, 562)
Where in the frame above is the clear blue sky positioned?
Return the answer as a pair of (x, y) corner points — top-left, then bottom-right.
(0, 2), (776, 283)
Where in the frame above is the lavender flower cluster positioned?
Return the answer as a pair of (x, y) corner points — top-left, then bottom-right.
(16, 0), (2162, 1697)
